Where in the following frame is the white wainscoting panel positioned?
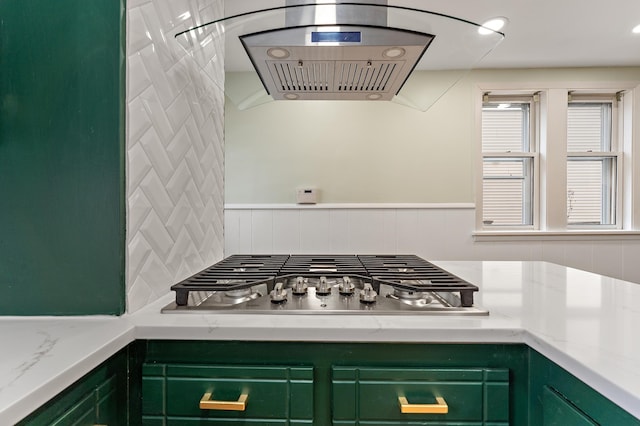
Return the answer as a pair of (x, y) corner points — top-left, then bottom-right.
(300, 210), (331, 253)
(126, 0), (225, 313)
(273, 210), (301, 252)
(622, 240), (640, 284)
(225, 206), (640, 285)
(592, 241), (624, 281)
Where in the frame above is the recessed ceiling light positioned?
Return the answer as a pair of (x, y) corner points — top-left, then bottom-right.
(633, 24), (640, 34)
(478, 17), (508, 35)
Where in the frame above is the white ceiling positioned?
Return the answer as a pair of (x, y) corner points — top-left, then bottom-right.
(423, 0), (640, 68)
(224, 0), (640, 68)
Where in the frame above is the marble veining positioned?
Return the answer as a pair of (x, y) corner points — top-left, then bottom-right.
(0, 332), (58, 396)
(0, 319), (134, 425)
(201, 314), (219, 334)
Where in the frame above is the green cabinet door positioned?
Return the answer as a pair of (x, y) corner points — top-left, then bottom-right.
(543, 386), (597, 426)
(332, 366), (509, 425)
(142, 363), (314, 425)
(17, 350), (127, 426)
(530, 349), (640, 426)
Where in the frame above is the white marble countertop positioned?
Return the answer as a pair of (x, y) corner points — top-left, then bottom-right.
(2, 261), (640, 424)
(0, 317), (135, 425)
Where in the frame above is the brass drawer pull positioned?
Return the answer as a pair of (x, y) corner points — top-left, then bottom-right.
(200, 392), (248, 411)
(398, 396), (448, 414)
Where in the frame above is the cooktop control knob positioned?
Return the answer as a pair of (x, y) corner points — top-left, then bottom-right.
(270, 282), (288, 303)
(359, 283), (377, 304)
(316, 276), (331, 295)
(339, 276), (355, 295)
(292, 276), (308, 295)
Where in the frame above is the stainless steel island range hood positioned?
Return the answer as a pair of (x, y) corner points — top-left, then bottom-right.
(240, 25), (434, 101)
(174, 1), (505, 111)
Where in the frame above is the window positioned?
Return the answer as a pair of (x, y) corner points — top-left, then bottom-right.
(567, 97), (620, 227)
(477, 86), (636, 235)
(481, 97), (536, 227)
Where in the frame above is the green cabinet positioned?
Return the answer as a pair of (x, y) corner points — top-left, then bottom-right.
(332, 366), (509, 425)
(24, 341), (638, 425)
(142, 363), (314, 425)
(529, 349), (640, 426)
(139, 341), (529, 425)
(137, 341), (640, 426)
(542, 386), (597, 426)
(17, 350), (128, 426)
(141, 362), (509, 426)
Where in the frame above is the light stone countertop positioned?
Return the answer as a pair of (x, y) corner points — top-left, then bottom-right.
(2, 261), (640, 424)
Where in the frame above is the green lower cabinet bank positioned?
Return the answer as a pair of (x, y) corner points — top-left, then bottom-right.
(17, 342), (640, 425)
(139, 341), (526, 425)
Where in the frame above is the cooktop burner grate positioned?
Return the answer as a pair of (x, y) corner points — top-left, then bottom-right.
(358, 255), (479, 306)
(170, 254), (479, 308)
(279, 254), (368, 276)
(171, 255), (289, 305)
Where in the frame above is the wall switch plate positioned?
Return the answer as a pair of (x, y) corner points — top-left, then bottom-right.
(296, 188), (318, 204)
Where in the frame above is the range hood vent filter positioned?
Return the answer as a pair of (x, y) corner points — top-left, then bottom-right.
(336, 61), (398, 92)
(270, 61), (331, 92)
(268, 60), (400, 94)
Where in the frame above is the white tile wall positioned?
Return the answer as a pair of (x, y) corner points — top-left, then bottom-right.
(126, 0), (225, 312)
(225, 207), (640, 285)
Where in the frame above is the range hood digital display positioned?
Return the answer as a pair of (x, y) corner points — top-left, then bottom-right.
(311, 31), (362, 43)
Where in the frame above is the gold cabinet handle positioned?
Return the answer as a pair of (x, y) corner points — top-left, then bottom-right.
(398, 396), (448, 414)
(200, 392), (248, 411)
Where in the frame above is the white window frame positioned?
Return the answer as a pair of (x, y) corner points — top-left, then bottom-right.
(480, 95), (539, 229)
(566, 95), (622, 229)
(474, 81), (640, 239)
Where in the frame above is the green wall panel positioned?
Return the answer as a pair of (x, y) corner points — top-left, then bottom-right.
(0, 0), (126, 314)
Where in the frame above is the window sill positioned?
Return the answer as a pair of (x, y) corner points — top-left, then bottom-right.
(473, 229), (640, 242)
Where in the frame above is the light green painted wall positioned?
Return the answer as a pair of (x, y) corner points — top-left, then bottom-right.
(225, 67), (640, 204)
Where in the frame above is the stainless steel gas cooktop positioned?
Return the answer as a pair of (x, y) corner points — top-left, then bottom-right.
(162, 254), (487, 315)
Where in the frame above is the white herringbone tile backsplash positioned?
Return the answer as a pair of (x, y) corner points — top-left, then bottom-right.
(126, 0), (225, 312)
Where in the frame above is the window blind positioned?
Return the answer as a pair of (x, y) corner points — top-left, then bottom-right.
(567, 102), (615, 225)
(482, 102), (533, 226)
